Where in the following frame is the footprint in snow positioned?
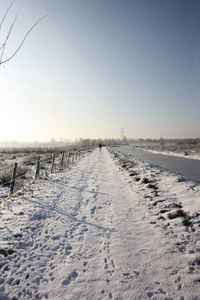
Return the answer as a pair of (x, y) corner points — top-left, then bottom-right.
(62, 271), (78, 286)
(91, 206), (97, 215)
(108, 292), (113, 299)
(64, 244), (73, 256)
(80, 226), (88, 233)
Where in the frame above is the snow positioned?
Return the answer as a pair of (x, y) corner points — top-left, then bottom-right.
(144, 149), (200, 161)
(0, 148), (200, 299)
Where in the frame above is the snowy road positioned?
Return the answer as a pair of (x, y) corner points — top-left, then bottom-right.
(117, 145), (200, 184)
(0, 149), (200, 299)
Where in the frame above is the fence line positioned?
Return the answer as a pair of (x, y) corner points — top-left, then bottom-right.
(0, 146), (95, 197)
(0, 168), (33, 188)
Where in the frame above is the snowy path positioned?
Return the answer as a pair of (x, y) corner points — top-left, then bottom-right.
(0, 149), (200, 299)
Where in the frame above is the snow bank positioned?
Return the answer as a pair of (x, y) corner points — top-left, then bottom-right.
(145, 149), (200, 161)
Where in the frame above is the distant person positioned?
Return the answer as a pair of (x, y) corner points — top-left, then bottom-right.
(98, 143), (102, 151)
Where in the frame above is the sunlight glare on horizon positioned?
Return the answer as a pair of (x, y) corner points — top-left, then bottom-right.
(0, 0), (200, 142)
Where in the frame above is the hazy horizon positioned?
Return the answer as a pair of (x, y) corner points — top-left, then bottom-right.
(1, 0), (200, 142)
(0, 137), (199, 147)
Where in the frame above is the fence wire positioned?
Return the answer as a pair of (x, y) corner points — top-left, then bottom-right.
(0, 147), (93, 197)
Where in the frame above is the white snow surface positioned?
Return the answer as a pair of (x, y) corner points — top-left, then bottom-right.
(0, 148), (200, 300)
(144, 149), (200, 161)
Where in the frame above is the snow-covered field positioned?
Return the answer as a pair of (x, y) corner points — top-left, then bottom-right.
(0, 148), (200, 299)
(144, 149), (200, 161)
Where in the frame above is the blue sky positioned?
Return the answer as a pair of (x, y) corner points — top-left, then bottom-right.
(0, 0), (200, 141)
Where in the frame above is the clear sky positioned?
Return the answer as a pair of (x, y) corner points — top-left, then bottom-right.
(0, 0), (200, 142)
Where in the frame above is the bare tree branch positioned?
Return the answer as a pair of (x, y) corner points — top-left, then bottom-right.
(0, 13), (18, 49)
(0, 0), (49, 66)
(0, 13), (18, 64)
(0, 0), (15, 34)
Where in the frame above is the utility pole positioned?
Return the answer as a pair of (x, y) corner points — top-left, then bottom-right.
(120, 127), (125, 140)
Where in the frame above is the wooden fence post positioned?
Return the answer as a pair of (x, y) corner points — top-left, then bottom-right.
(60, 152), (65, 169)
(10, 162), (18, 194)
(73, 148), (76, 161)
(72, 149), (75, 163)
(35, 157), (40, 179)
(75, 148), (78, 160)
(51, 153), (55, 173)
(67, 151), (70, 169)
